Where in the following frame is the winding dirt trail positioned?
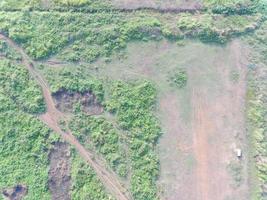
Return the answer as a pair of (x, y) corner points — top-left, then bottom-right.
(0, 33), (131, 200)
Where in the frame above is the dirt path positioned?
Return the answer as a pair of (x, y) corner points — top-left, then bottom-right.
(111, 0), (203, 10)
(0, 33), (131, 200)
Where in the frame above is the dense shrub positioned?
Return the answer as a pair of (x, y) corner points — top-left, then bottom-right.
(0, 11), (261, 61)
(53, 0), (89, 6)
(43, 67), (104, 101)
(71, 152), (115, 200)
(106, 81), (161, 200)
(0, 108), (57, 200)
(0, 59), (45, 114)
(0, 40), (21, 60)
(70, 115), (128, 177)
(169, 68), (188, 88)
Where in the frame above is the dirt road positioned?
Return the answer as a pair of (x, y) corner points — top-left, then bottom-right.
(0, 33), (131, 200)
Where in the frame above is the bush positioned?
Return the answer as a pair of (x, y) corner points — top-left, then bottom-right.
(169, 68), (188, 88)
(0, 59), (45, 114)
(106, 80), (161, 200)
(69, 115), (128, 177)
(71, 152), (115, 200)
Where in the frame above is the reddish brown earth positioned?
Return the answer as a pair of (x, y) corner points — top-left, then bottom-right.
(48, 142), (71, 200)
(0, 33), (131, 200)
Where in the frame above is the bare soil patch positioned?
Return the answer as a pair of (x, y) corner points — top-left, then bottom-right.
(111, 0), (203, 10)
(52, 89), (103, 115)
(2, 185), (27, 200)
(48, 142), (71, 200)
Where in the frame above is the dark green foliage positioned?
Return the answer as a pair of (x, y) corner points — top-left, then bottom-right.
(70, 115), (128, 177)
(0, 59), (45, 114)
(71, 151), (115, 200)
(106, 81), (161, 200)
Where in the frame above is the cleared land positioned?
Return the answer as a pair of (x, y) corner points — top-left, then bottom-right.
(74, 39), (250, 200)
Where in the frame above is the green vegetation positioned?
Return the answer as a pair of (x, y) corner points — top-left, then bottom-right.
(0, 0), (41, 10)
(71, 151), (115, 200)
(42, 66), (104, 101)
(204, 0), (257, 15)
(245, 21), (267, 200)
(247, 70), (267, 200)
(175, 13), (261, 43)
(0, 90), (57, 199)
(0, 40), (21, 60)
(169, 68), (188, 88)
(70, 115), (128, 177)
(0, 44), (54, 199)
(0, 11), (262, 61)
(0, 38), (51, 200)
(53, 0), (89, 6)
(0, 58), (45, 114)
(106, 81), (161, 200)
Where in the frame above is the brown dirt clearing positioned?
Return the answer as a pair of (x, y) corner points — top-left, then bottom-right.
(48, 142), (71, 200)
(52, 89), (103, 115)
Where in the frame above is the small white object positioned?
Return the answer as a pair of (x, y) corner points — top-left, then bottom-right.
(235, 148), (242, 158)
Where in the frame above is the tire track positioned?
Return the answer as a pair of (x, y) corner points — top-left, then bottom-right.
(0, 33), (131, 200)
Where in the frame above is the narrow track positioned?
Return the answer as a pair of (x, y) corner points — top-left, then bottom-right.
(0, 33), (131, 200)
(0, 5), (204, 14)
